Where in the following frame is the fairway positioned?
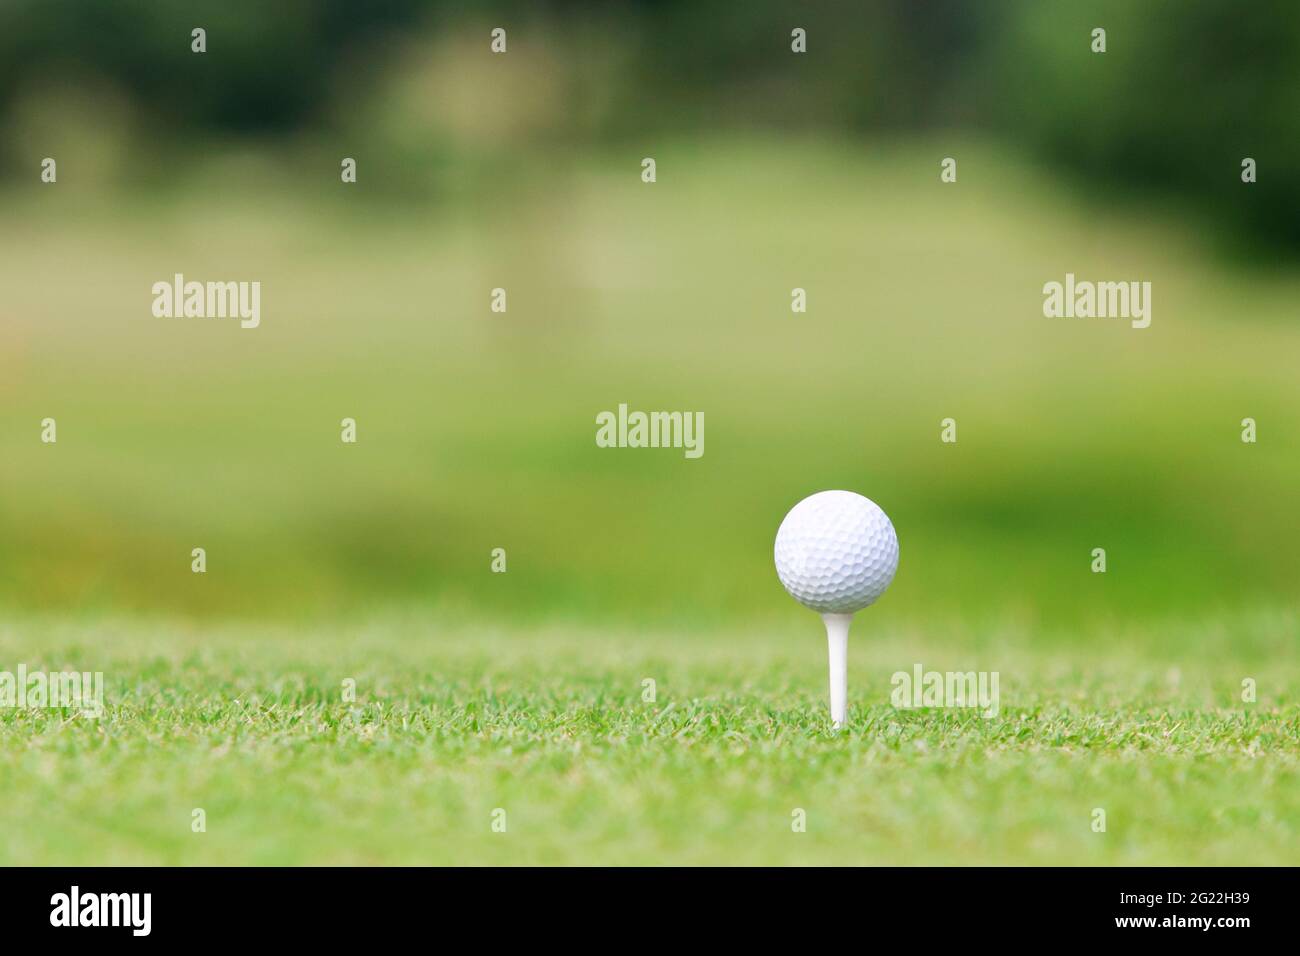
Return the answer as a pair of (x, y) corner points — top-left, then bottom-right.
(2, 140), (1298, 626)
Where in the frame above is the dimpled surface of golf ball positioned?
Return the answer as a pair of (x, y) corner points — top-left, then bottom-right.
(774, 490), (899, 613)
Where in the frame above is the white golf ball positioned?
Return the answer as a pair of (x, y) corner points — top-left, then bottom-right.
(774, 490), (899, 614)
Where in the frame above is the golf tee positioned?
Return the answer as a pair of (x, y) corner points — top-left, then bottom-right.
(822, 613), (852, 729)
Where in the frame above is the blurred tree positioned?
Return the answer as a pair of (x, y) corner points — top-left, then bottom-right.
(0, 0), (1294, 250)
(986, 0), (1300, 252)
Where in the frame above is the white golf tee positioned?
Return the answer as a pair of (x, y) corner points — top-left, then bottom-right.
(822, 612), (852, 729)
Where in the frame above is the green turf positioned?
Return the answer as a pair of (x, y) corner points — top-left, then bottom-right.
(2, 139), (1298, 864)
(1, 138), (1298, 627)
(2, 611), (1296, 865)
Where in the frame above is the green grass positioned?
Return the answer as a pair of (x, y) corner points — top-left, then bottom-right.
(2, 611), (1297, 865)
(2, 138), (1298, 863)
(1, 137), (1298, 627)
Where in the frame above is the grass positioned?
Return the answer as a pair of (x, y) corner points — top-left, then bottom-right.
(1, 138), (1298, 627)
(2, 611), (1297, 865)
(1, 137), (1298, 864)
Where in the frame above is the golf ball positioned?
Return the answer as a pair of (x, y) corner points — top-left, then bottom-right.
(774, 490), (899, 613)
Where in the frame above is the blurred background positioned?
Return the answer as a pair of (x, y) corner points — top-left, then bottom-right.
(1, 0), (1297, 632)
